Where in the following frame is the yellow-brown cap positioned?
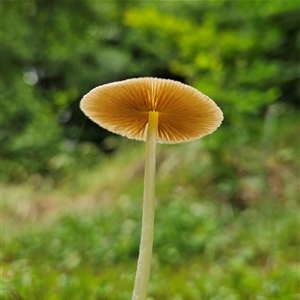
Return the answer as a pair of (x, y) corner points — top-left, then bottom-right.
(80, 77), (223, 144)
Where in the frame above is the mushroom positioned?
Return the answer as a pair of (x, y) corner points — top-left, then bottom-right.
(80, 77), (223, 300)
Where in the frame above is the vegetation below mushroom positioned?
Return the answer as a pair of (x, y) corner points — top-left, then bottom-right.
(2, 111), (299, 300)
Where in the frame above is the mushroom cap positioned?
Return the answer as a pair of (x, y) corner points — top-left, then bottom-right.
(80, 77), (223, 144)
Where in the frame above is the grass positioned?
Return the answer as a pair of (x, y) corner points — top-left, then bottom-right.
(2, 107), (299, 300)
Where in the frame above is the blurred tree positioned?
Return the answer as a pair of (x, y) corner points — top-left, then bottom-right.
(124, 1), (299, 114)
(123, 0), (300, 206)
(1, 0), (134, 181)
(1, 0), (299, 184)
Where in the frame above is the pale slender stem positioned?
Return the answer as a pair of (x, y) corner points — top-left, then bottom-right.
(132, 111), (158, 300)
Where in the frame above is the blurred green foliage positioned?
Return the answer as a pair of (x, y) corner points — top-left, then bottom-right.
(1, 0), (299, 182)
(3, 199), (298, 299)
(2, 108), (299, 299)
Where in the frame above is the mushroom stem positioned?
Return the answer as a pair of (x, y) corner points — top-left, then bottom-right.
(132, 111), (158, 300)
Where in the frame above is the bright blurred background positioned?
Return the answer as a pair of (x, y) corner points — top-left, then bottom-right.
(2, 1), (299, 299)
